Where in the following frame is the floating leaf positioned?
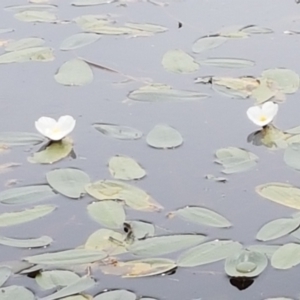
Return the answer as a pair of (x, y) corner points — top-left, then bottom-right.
(128, 234), (206, 257)
(5, 4), (57, 11)
(0, 267), (11, 287)
(100, 258), (176, 278)
(246, 245), (280, 258)
(177, 240), (242, 267)
(54, 59), (93, 86)
(85, 180), (163, 212)
(256, 218), (300, 241)
(126, 221), (155, 239)
(93, 123), (142, 140)
(14, 10), (57, 23)
(225, 249), (268, 277)
(39, 276), (95, 300)
(71, 0), (115, 6)
(146, 124), (183, 149)
(284, 143), (300, 171)
(271, 243), (300, 269)
(0, 286), (34, 300)
(198, 58), (255, 68)
(46, 168), (90, 199)
(0, 47), (54, 64)
(24, 249), (107, 265)
(28, 139), (73, 164)
(87, 201), (125, 229)
(36, 270), (80, 290)
(5, 37), (45, 51)
(0, 185), (55, 205)
(94, 290), (136, 300)
(168, 206), (231, 228)
(256, 183), (300, 210)
(162, 49), (199, 74)
(108, 155), (146, 180)
(192, 36), (227, 53)
(85, 228), (127, 255)
(212, 84), (249, 99)
(0, 205), (56, 227)
(241, 25), (273, 34)
(215, 147), (258, 174)
(217, 25), (249, 38)
(285, 126), (300, 135)
(125, 23), (167, 33)
(251, 78), (277, 104)
(128, 86), (209, 102)
(261, 68), (299, 94)
(0, 132), (45, 146)
(60, 33), (100, 51)
(0, 235), (52, 248)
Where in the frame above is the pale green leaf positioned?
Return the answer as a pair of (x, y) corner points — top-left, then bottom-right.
(14, 10), (57, 23)
(199, 58), (255, 68)
(94, 290), (136, 300)
(126, 221), (155, 239)
(125, 22), (167, 33)
(0, 267), (11, 287)
(0, 132), (45, 145)
(60, 33), (100, 51)
(71, 0), (115, 6)
(192, 36), (227, 53)
(284, 143), (300, 170)
(271, 243), (300, 269)
(246, 245), (280, 258)
(0, 286), (34, 300)
(5, 37), (45, 51)
(0, 235), (52, 248)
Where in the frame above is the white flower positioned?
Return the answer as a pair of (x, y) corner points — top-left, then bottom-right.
(35, 115), (76, 141)
(247, 101), (278, 127)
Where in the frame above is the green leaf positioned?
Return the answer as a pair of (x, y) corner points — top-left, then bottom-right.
(100, 258), (176, 278)
(108, 155), (146, 180)
(198, 58), (255, 68)
(0, 286), (34, 300)
(271, 243), (300, 269)
(0, 47), (54, 64)
(85, 180), (163, 211)
(212, 83), (249, 99)
(251, 78), (277, 104)
(146, 124), (183, 149)
(284, 142), (300, 170)
(87, 201), (126, 229)
(225, 249), (268, 277)
(128, 85), (209, 102)
(0, 185), (55, 205)
(46, 168), (90, 199)
(246, 245), (280, 258)
(177, 240), (242, 267)
(54, 59), (93, 86)
(39, 276), (95, 300)
(93, 123), (142, 140)
(71, 0), (115, 6)
(256, 183), (300, 210)
(162, 49), (199, 74)
(0, 267), (11, 287)
(261, 68), (299, 94)
(126, 221), (155, 239)
(0, 132), (45, 146)
(0, 235), (52, 248)
(0, 205), (56, 227)
(36, 270), (80, 290)
(256, 218), (300, 241)
(125, 23), (167, 33)
(94, 290), (137, 300)
(128, 234), (206, 257)
(85, 228), (127, 255)
(14, 10), (57, 23)
(192, 36), (227, 53)
(241, 25), (273, 34)
(28, 139), (73, 164)
(24, 249), (107, 265)
(5, 4), (57, 11)
(169, 206), (231, 228)
(285, 126), (300, 134)
(5, 37), (45, 51)
(60, 33), (100, 51)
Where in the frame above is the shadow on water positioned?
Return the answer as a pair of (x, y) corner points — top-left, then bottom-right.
(0, 0), (300, 299)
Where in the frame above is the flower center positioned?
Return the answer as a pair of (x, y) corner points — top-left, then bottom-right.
(259, 115), (267, 122)
(52, 127), (61, 134)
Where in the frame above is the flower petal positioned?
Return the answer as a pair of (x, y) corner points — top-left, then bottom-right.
(57, 115), (76, 134)
(247, 106), (262, 126)
(35, 117), (57, 138)
(262, 101), (278, 118)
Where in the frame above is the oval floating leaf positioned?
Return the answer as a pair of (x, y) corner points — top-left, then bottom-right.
(241, 25), (273, 34)
(225, 249), (267, 277)
(169, 206), (231, 228)
(5, 37), (45, 51)
(246, 245), (280, 258)
(162, 49), (199, 74)
(60, 33), (100, 51)
(0, 205), (56, 227)
(198, 58), (255, 68)
(177, 240), (242, 267)
(256, 183), (300, 210)
(87, 200), (126, 229)
(128, 234), (206, 257)
(24, 249), (107, 265)
(71, 0), (115, 6)
(256, 218), (300, 241)
(14, 10), (57, 23)
(0, 286), (34, 300)
(94, 290), (137, 300)
(54, 59), (93, 86)
(93, 123), (142, 140)
(0, 267), (11, 287)
(125, 22), (167, 33)
(5, 4), (57, 11)
(126, 221), (155, 239)
(85, 180), (163, 212)
(46, 168), (90, 199)
(108, 155), (146, 180)
(146, 124), (183, 149)
(284, 143), (300, 171)
(0, 235), (52, 248)
(0, 185), (55, 205)
(192, 36), (227, 53)
(0, 132), (45, 146)
(271, 243), (300, 269)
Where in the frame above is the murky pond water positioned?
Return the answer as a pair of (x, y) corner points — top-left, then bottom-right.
(1, 0), (300, 299)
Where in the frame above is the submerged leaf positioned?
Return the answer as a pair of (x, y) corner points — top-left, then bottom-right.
(0, 132), (45, 145)
(198, 58), (255, 68)
(0, 267), (11, 287)
(284, 142), (300, 170)
(192, 36), (227, 53)
(271, 243), (300, 269)
(125, 22), (167, 33)
(241, 25), (273, 34)
(0, 235), (52, 248)
(54, 59), (93, 86)
(46, 168), (90, 199)
(5, 37), (45, 51)
(60, 33), (100, 51)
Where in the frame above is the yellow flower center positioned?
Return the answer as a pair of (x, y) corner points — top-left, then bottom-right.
(259, 115), (267, 122)
(52, 127), (61, 134)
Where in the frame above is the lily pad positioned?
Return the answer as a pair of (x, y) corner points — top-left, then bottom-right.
(192, 36), (227, 53)
(60, 33), (100, 51)
(146, 124), (183, 149)
(0, 235), (52, 248)
(46, 168), (90, 199)
(271, 243), (300, 269)
(94, 290), (137, 300)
